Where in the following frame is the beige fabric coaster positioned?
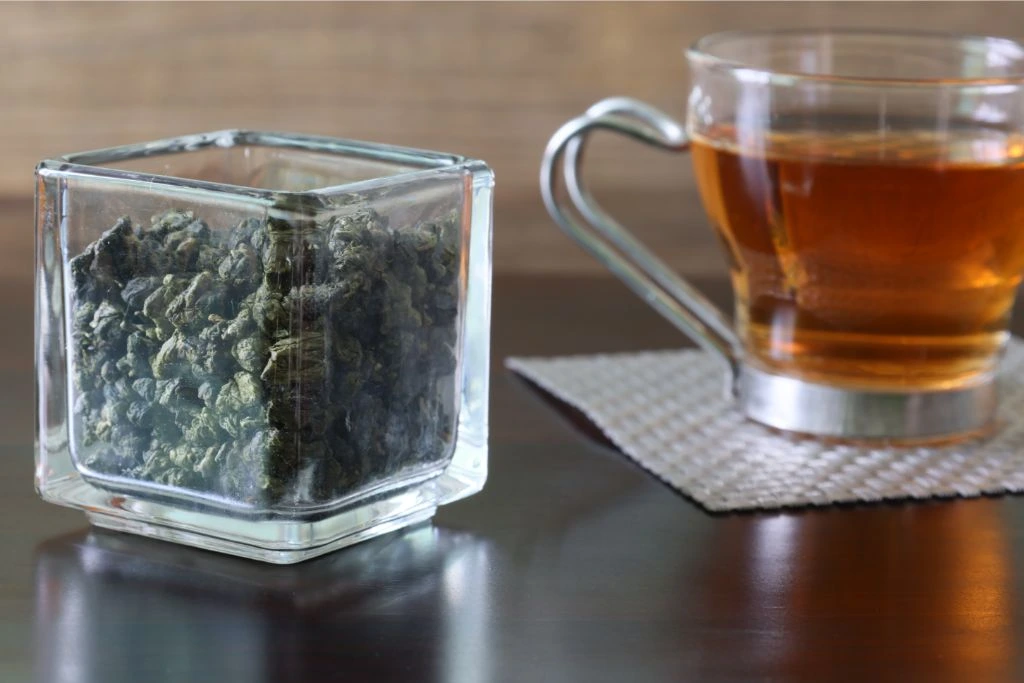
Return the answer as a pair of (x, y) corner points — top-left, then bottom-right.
(506, 339), (1024, 512)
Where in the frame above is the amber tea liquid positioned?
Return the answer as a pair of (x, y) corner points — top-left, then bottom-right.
(692, 125), (1024, 390)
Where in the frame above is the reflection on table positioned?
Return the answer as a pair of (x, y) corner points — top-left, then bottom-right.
(34, 524), (494, 683)
(693, 502), (1015, 682)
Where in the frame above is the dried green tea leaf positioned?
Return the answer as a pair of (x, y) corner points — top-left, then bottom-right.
(69, 203), (461, 509)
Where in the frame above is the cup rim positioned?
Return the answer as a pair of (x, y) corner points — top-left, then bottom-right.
(686, 28), (1024, 87)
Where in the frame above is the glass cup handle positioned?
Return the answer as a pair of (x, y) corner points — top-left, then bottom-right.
(540, 97), (741, 384)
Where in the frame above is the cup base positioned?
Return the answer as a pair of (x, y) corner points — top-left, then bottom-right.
(738, 365), (998, 443)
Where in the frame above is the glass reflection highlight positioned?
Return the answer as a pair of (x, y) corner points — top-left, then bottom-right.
(34, 525), (493, 683)
(696, 502), (1016, 682)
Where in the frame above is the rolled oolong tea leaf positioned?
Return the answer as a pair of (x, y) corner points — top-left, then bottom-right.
(69, 204), (462, 510)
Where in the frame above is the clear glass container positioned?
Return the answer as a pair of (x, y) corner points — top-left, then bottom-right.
(35, 130), (493, 563)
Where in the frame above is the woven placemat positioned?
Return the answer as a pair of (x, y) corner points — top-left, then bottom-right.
(506, 340), (1024, 511)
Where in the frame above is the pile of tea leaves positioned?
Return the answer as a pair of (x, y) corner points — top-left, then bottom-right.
(69, 203), (460, 508)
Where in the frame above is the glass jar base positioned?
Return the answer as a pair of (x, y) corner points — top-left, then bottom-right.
(85, 507), (437, 564)
(37, 465), (485, 563)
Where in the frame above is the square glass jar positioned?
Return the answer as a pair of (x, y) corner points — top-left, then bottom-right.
(35, 131), (493, 563)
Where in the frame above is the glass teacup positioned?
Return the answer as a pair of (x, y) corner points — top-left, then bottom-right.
(542, 29), (1024, 442)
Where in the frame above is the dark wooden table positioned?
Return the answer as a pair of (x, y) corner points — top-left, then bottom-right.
(5, 273), (1024, 682)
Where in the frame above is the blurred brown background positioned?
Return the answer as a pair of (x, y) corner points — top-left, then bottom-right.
(5, 1), (1024, 284)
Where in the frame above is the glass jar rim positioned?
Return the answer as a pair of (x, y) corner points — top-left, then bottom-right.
(686, 28), (1024, 87)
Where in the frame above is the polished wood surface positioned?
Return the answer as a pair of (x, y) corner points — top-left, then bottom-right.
(7, 2), (1024, 275)
(9, 5), (1024, 678)
(5, 266), (1024, 681)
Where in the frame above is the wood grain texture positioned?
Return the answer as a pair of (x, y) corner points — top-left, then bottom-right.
(8, 273), (1024, 682)
(5, 2), (1024, 275)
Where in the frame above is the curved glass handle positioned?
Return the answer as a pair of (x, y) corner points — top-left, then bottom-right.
(540, 97), (741, 382)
